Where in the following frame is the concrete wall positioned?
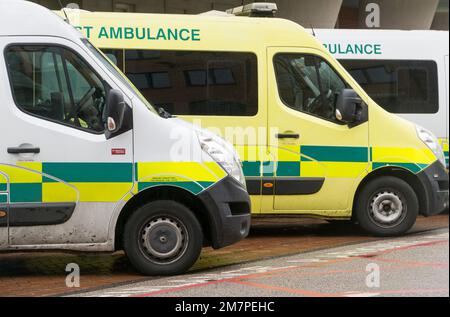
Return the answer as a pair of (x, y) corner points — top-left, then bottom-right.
(432, 11), (449, 30)
(33, 0), (449, 30)
(81, 0), (250, 14)
(276, 0), (343, 28)
(358, 0), (440, 29)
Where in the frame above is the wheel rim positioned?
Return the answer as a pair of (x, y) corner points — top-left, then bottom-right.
(368, 190), (407, 228)
(139, 216), (189, 265)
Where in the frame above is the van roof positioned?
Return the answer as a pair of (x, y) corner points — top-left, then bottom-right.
(63, 10), (323, 52)
(0, 0), (81, 39)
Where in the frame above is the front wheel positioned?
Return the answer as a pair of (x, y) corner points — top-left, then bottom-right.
(123, 200), (203, 276)
(355, 176), (418, 236)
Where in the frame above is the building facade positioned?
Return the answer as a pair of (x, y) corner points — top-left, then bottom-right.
(33, 0), (449, 30)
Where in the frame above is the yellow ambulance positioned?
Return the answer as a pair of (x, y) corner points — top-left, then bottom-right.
(66, 3), (448, 236)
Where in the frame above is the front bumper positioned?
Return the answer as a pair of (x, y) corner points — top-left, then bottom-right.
(417, 160), (449, 216)
(198, 176), (251, 249)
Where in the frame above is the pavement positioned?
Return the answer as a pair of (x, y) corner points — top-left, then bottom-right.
(72, 227), (449, 297)
(0, 214), (448, 297)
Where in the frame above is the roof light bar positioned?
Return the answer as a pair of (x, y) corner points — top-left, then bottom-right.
(226, 3), (278, 17)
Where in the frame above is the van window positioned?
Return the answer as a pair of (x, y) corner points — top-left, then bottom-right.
(102, 49), (124, 71)
(123, 50), (258, 116)
(339, 60), (439, 114)
(6, 45), (107, 132)
(274, 54), (347, 122)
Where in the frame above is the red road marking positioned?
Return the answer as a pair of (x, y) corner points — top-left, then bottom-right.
(359, 257), (448, 268)
(356, 239), (448, 258)
(361, 288), (449, 296)
(133, 280), (224, 297)
(133, 266), (302, 297)
(132, 237), (449, 297)
(336, 288), (449, 296)
(230, 280), (331, 297)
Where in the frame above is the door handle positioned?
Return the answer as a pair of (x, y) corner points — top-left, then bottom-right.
(7, 147), (40, 154)
(275, 133), (300, 139)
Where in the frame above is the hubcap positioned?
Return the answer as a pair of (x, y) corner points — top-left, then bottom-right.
(140, 217), (188, 264)
(369, 191), (406, 227)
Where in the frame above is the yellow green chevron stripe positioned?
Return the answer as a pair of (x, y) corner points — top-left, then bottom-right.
(0, 161), (225, 204)
(241, 145), (433, 178)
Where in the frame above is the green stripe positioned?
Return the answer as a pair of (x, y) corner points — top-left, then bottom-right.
(42, 163), (133, 183)
(277, 161), (300, 177)
(372, 162), (429, 174)
(301, 146), (368, 162)
(138, 181), (213, 195)
(262, 161), (275, 176)
(0, 183), (7, 192)
(243, 161), (260, 177)
(10, 183), (42, 203)
(0, 194), (7, 203)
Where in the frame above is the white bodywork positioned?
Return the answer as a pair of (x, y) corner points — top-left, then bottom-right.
(0, 0), (223, 251)
(313, 29), (449, 142)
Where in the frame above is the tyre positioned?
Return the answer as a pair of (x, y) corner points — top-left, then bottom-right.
(123, 200), (203, 276)
(355, 176), (418, 236)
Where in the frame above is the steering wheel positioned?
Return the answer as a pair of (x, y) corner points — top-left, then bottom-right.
(308, 89), (334, 118)
(66, 87), (96, 124)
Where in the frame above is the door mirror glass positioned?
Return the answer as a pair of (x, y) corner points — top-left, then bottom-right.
(104, 89), (125, 135)
(335, 88), (363, 124)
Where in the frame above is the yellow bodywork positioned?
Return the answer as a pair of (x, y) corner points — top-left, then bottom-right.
(63, 11), (439, 218)
(0, 161), (227, 204)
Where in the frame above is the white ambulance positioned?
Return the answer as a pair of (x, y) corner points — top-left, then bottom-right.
(0, 0), (251, 276)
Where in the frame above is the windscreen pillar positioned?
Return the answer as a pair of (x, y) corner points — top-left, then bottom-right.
(276, 0), (343, 28)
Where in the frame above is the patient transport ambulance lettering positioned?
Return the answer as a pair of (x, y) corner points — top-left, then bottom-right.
(76, 25), (201, 42)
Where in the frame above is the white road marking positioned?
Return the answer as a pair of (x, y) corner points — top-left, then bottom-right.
(72, 231), (448, 297)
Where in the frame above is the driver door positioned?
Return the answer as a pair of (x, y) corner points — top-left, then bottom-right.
(266, 47), (370, 214)
(0, 37), (133, 246)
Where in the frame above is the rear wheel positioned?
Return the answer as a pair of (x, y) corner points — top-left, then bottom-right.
(355, 176), (418, 236)
(123, 200), (203, 276)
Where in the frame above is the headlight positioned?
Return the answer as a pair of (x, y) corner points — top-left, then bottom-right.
(416, 125), (446, 167)
(197, 132), (246, 187)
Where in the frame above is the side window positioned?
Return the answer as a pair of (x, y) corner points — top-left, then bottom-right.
(339, 59), (438, 114)
(6, 45), (107, 132)
(274, 54), (348, 122)
(123, 50), (258, 116)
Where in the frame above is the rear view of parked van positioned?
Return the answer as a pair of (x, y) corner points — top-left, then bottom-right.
(0, 0), (251, 276)
(73, 4), (449, 236)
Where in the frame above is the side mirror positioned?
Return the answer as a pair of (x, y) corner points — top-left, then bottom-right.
(335, 88), (364, 125)
(104, 89), (125, 136)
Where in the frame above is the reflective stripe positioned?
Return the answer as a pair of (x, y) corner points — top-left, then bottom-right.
(138, 181), (214, 195)
(301, 145), (369, 162)
(42, 163), (133, 183)
(240, 145), (433, 179)
(372, 162), (428, 174)
(1, 161), (226, 204)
